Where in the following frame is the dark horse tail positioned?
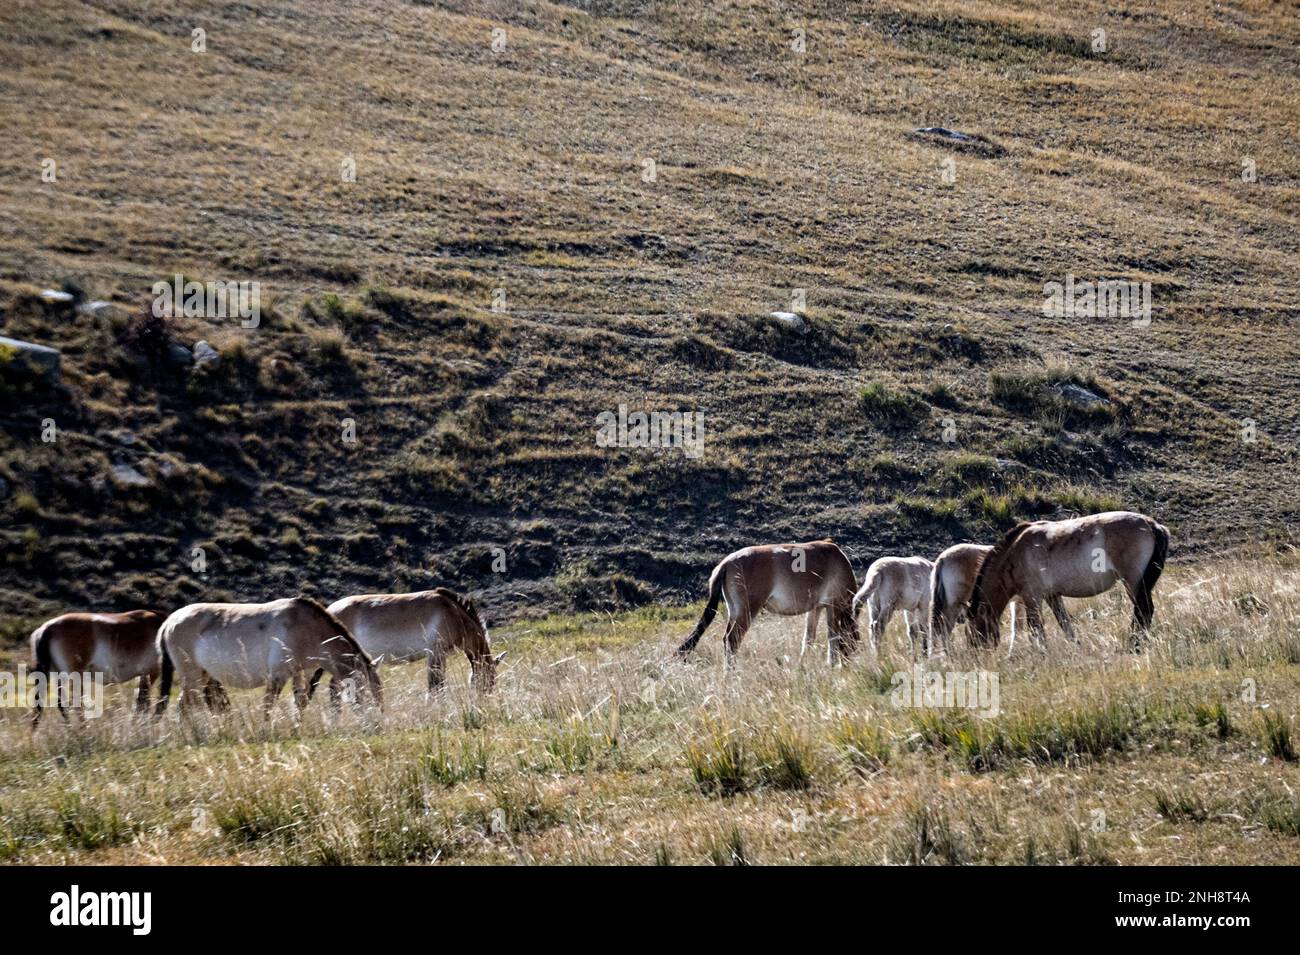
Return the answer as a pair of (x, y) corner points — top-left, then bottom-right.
(155, 635), (174, 716)
(1133, 520), (1170, 635)
(929, 574), (947, 637)
(675, 570), (724, 658)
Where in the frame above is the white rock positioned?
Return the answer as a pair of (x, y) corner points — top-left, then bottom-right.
(1053, 382), (1105, 408)
(110, 463), (151, 489)
(192, 340), (220, 366)
(0, 335), (61, 381)
(77, 300), (119, 318)
(768, 311), (808, 333)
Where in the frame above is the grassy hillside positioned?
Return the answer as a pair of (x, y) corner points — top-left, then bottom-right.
(2, 0), (1299, 632)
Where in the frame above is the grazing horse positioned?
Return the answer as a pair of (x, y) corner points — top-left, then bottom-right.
(675, 539), (860, 667)
(852, 556), (933, 656)
(929, 543), (1018, 654)
(968, 511), (1169, 650)
(29, 610), (164, 727)
(156, 597), (382, 717)
(326, 588), (505, 694)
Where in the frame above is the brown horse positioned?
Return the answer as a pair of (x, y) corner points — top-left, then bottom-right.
(156, 597), (381, 717)
(327, 588), (505, 694)
(676, 539), (860, 666)
(29, 610), (164, 727)
(967, 511), (1169, 650)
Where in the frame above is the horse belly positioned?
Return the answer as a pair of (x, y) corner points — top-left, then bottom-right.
(88, 645), (147, 686)
(762, 577), (812, 616)
(354, 624), (428, 664)
(1041, 559), (1118, 599)
(194, 632), (273, 688)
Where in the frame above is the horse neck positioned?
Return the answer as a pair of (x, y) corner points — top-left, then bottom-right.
(454, 613), (489, 662)
(972, 551), (1017, 636)
(320, 630), (363, 676)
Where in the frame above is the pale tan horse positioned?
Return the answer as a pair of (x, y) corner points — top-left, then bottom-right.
(676, 539), (860, 666)
(852, 556), (933, 656)
(326, 588), (505, 694)
(929, 543), (1018, 654)
(29, 610), (164, 727)
(967, 512), (1169, 650)
(156, 597), (382, 717)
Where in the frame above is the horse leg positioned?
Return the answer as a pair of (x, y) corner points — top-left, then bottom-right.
(723, 610), (751, 672)
(801, 606), (821, 657)
(1023, 600), (1047, 650)
(204, 678), (230, 713)
(133, 675), (153, 717)
(178, 676), (207, 721)
(426, 647), (447, 697)
(292, 670), (312, 712)
(262, 676), (286, 719)
(1047, 596), (1078, 644)
(826, 600), (856, 666)
(49, 672), (70, 723)
(918, 595), (934, 658)
(30, 669), (47, 729)
(870, 597), (893, 653)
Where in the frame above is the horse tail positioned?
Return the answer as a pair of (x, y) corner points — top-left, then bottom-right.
(930, 573), (947, 635)
(1143, 521), (1170, 592)
(852, 569), (878, 621)
(1134, 520), (1170, 634)
(30, 620), (53, 727)
(675, 568), (724, 658)
(31, 620), (52, 673)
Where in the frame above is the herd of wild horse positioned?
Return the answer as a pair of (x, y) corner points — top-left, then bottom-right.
(26, 510), (1168, 726)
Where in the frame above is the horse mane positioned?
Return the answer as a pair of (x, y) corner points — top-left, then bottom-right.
(434, 587), (487, 632)
(967, 521), (1034, 619)
(295, 596), (375, 664)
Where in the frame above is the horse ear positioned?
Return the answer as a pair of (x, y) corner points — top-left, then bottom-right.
(493, 650), (508, 664)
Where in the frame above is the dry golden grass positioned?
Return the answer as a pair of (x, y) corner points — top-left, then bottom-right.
(2, 558), (1299, 865)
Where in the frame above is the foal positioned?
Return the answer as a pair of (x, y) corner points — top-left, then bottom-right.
(852, 556), (933, 655)
(327, 588), (505, 694)
(29, 610), (164, 726)
(676, 539), (859, 667)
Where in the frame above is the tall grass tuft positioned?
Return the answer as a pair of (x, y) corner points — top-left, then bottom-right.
(1153, 787), (1209, 823)
(887, 802), (964, 865)
(685, 721), (749, 797)
(831, 717), (890, 774)
(753, 725), (818, 791)
(1258, 711), (1296, 761)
